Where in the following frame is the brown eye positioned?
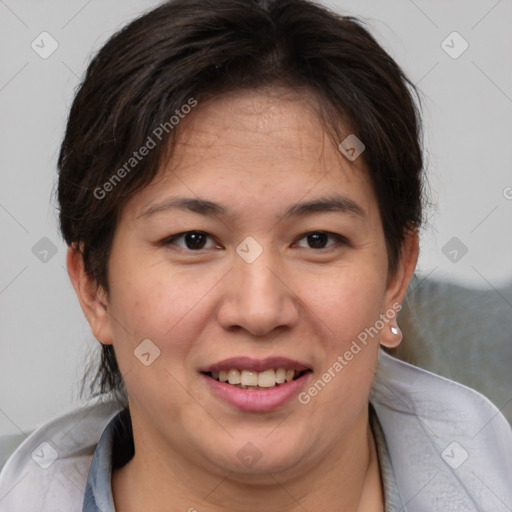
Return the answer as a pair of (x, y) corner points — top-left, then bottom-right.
(295, 231), (348, 250)
(163, 231), (217, 250)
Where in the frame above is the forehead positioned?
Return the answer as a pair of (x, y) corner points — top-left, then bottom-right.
(169, 87), (350, 175)
(124, 87), (378, 221)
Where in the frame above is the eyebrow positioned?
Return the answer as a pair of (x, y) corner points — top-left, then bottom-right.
(138, 194), (366, 220)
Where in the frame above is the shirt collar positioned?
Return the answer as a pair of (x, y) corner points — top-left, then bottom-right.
(82, 409), (132, 512)
(370, 403), (403, 511)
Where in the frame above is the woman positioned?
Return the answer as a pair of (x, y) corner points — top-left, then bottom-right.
(0, 0), (510, 510)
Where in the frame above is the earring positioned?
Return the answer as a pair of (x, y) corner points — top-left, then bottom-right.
(390, 322), (402, 343)
(381, 321), (402, 348)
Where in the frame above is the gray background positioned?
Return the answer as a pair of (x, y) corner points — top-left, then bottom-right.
(1, 0), (511, 437)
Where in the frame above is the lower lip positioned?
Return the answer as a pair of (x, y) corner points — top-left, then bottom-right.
(202, 372), (311, 411)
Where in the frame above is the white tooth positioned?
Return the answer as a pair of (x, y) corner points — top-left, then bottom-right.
(285, 369), (295, 382)
(219, 370), (228, 382)
(275, 368), (286, 384)
(228, 369), (241, 385)
(258, 369), (276, 388)
(241, 370), (258, 386)
(211, 371), (219, 380)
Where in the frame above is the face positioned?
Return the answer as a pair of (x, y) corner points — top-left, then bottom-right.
(76, 88), (414, 482)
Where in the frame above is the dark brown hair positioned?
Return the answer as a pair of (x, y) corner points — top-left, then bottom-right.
(57, 0), (424, 400)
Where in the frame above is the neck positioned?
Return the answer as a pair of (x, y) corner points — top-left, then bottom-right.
(112, 408), (383, 512)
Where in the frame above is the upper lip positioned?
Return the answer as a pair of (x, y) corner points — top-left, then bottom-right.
(200, 356), (311, 373)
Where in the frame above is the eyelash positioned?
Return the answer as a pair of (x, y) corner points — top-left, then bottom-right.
(160, 230), (349, 252)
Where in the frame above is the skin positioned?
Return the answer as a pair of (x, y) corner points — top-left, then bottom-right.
(68, 87), (418, 512)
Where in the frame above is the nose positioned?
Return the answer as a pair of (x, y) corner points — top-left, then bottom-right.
(216, 247), (300, 337)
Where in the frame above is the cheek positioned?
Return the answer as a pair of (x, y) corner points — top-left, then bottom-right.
(106, 258), (225, 365)
(320, 266), (387, 386)
(104, 262), (219, 423)
(302, 263), (387, 345)
(297, 274), (384, 428)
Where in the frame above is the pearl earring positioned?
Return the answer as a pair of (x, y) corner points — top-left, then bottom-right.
(389, 323), (402, 343)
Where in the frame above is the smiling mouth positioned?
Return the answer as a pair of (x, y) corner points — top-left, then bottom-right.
(204, 368), (312, 390)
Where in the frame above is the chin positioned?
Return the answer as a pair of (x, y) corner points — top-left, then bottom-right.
(210, 437), (307, 478)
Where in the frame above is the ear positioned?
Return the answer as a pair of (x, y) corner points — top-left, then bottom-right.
(380, 228), (419, 348)
(66, 245), (113, 345)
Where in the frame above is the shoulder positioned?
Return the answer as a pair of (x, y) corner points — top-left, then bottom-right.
(371, 349), (512, 512)
(0, 397), (122, 512)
